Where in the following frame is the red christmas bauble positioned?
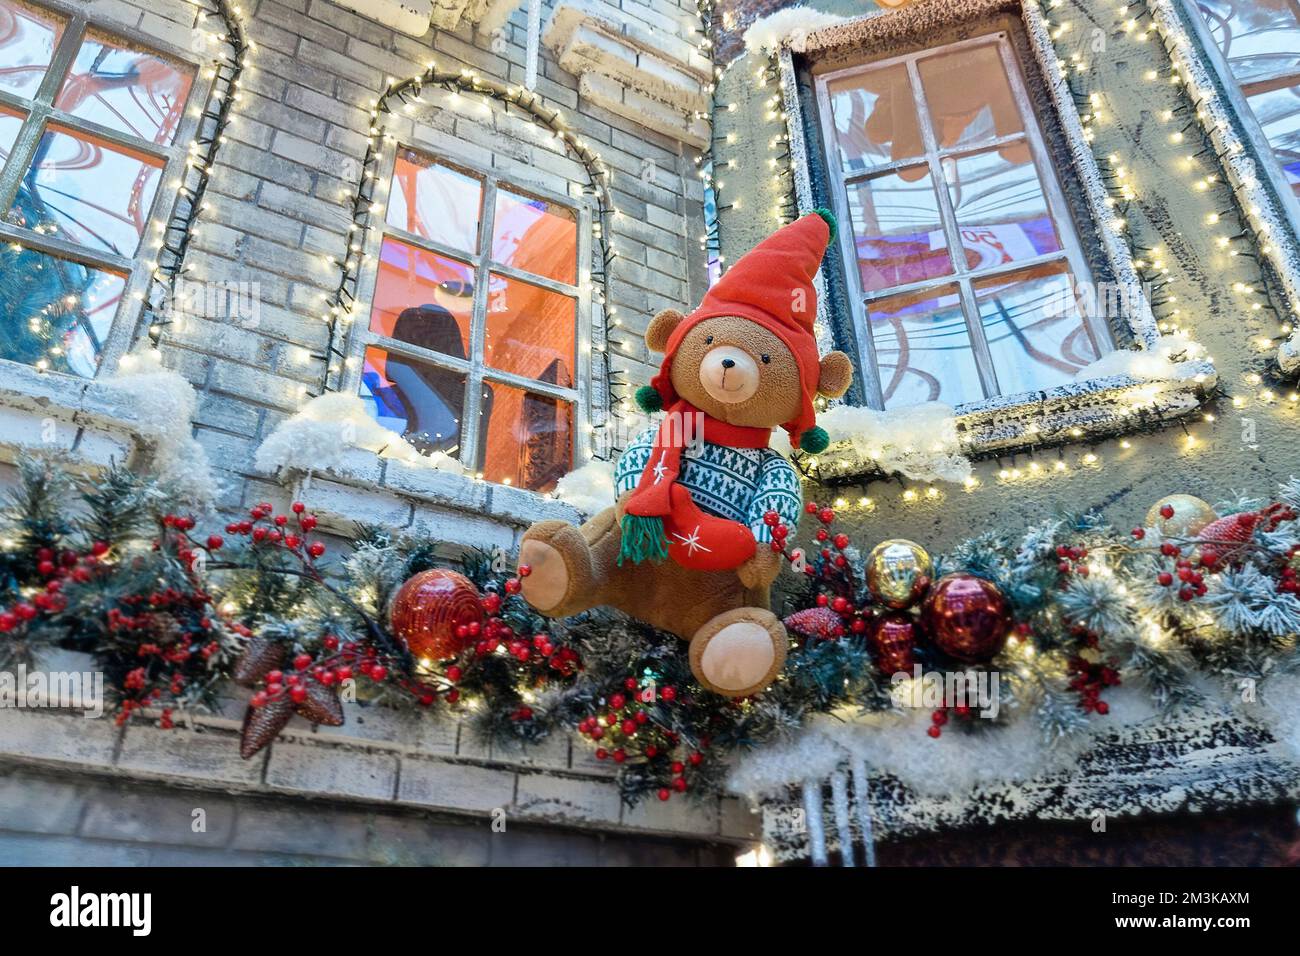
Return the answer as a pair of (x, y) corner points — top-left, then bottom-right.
(870, 613), (919, 676)
(921, 573), (1010, 664)
(389, 569), (484, 661)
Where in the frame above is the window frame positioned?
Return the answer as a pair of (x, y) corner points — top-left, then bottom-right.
(0, 0), (211, 378)
(1165, 0), (1300, 370)
(776, 3), (1217, 473)
(344, 142), (595, 481)
(813, 32), (1110, 410)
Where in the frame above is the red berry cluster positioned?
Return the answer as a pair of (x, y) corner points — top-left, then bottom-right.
(575, 677), (704, 801)
(926, 704), (975, 738)
(1153, 542), (1209, 602)
(1067, 643), (1120, 715)
(1281, 546), (1300, 594)
(1055, 544), (1092, 578)
(223, 501), (326, 560)
(769, 504), (867, 636)
(249, 635), (388, 710)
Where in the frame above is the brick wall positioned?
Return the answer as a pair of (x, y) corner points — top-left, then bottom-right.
(0, 0), (728, 859)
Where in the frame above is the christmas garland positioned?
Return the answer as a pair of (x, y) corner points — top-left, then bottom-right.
(3, 456), (1300, 805)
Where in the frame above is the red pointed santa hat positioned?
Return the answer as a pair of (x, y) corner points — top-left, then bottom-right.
(639, 209), (837, 452)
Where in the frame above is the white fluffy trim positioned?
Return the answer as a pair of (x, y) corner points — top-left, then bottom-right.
(1074, 334), (1206, 383)
(98, 350), (215, 503)
(728, 684), (1163, 799)
(742, 7), (849, 55)
(551, 458), (616, 514)
(817, 401), (972, 484)
(254, 392), (464, 477)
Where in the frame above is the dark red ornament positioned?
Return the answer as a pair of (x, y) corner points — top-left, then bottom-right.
(921, 573), (1010, 663)
(870, 613), (919, 676)
(389, 569), (484, 661)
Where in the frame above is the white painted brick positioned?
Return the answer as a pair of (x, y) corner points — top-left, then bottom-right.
(397, 757), (517, 813)
(118, 725), (265, 785)
(622, 793), (719, 835)
(0, 710), (120, 768)
(265, 740), (399, 800)
(720, 797), (764, 841)
(514, 772), (622, 824)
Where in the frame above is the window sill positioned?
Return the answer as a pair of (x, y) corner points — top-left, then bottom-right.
(816, 361), (1217, 481)
(0, 360), (147, 471)
(257, 445), (582, 537)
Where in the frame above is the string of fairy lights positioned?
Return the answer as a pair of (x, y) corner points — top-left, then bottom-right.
(136, 0), (251, 350)
(702, 0), (1300, 512)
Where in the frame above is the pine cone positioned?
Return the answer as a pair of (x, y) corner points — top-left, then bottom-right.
(783, 606), (843, 639)
(232, 634), (286, 687)
(240, 693), (294, 759)
(294, 680), (344, 727)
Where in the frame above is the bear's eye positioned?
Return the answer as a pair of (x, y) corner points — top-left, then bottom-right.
(705, 335), (713, 344)
(761, 354), (771, 364)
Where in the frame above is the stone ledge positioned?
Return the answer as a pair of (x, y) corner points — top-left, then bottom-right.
(545, 1), (711, 149)
(0, 703), (754, 845)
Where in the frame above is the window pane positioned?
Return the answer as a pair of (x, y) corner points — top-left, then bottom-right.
(944, 145), (1062, 270)
(975, 263), (1101, 396)
(917, 42), (1023, 150)
(387, 149), (480, 254)
(0, 244), (124, 377)
(827, 63), (922, 172)
(9, 125), (163, 256)
(848, 165), (953, 292)
(485, 271), (575, 385)
(11, 125), (163, 256)
(479, 379), (572, 492)
(0, 0), (63, 98)
(492, 187), (577, 284)
(1246, 81), (1300, 197)
(360, 345), (466, 458)
(0, 103), (23, 161)
(54, 30), (194, 146)
(868, 285), (985, 408)
(369, 237), (474, 361)
(1197, 0), (1300, 85)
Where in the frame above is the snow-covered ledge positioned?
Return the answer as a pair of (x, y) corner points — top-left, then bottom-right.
(544, 0), (712, 148)
(252, 394), (583, 551)
(770, 0), (1219, 477)
(0, 354), (214, 499)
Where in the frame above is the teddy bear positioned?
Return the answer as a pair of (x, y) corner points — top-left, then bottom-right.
(516, 211), (852, 697)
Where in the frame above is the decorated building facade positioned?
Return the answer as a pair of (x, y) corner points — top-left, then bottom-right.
(0, 0), (1298, 866)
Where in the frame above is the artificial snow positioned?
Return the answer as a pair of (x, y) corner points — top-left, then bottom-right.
(741, 7), (850, 55)
(97, 350), (215, 504)
(254, 392), (464, 478)
(1074, 334), (1206, 383)
(817, 401), (972, 484)
(551, 457), (616, 514)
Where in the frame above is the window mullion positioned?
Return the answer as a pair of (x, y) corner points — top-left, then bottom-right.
(0, 16), (85, 223)
(906, 56), (1000, 399)
(459, 177), (497, 475)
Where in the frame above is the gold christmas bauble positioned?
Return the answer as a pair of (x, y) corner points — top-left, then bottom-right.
(1144, 494), (1217, 537)
(865, 539), (933, 609)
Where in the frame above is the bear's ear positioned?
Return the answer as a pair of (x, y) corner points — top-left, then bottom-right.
(817, 350), (853, 399)
(645, 308), (686, 354)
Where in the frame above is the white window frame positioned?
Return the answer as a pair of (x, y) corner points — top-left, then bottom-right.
(777, 4), (1217, 477)
(814, 32), (1110, 410)
(0, 0), (211, 379)
(1154, 0), (1300, 371)
(343, 142), (595, 482)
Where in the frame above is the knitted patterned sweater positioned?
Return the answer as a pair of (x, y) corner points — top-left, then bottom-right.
(613, 425), (803, 543)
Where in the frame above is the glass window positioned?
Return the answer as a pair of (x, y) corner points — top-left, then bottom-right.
(0, 0), (196, 378)
(1193, 0), (1300, 200)
(818, 34), (1107, 409)
(363, 148), (583, 492)
(55, 29), (194, 145)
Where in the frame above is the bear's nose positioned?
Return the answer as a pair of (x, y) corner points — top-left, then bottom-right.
(721, 358), (736, 369)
